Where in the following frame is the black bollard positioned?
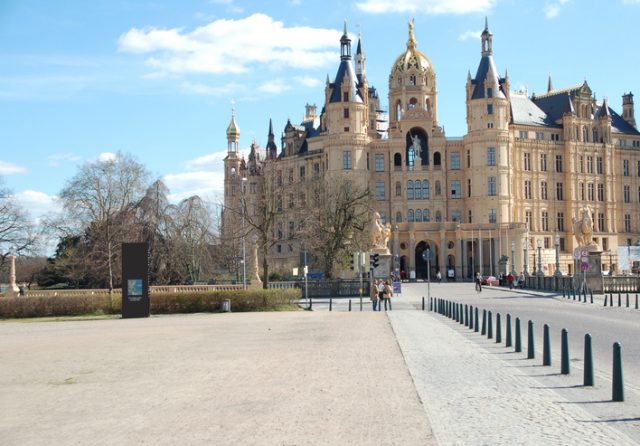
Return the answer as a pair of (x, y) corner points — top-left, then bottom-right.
(515, 318), (522, 353)
(543, 324), (551, 366)
(496, 313), (502, 343)
(590, 291), (593, 304)
(636, 294), (639, 310)
(584, 334), (594, 386)
(474, 307), (479, 333)
(618, 293), (621, 307)
(626, 293), (629, 308)
(309, 298), (313, 310)
(527, 320), (535, 359)
(481, 309), (487, 335)
(573, 290), (576, 300)
(561, 328), (569, 375)
(349, 299), (352, 312)
(455, 302), (459, 322)
(612, 342), (624, 402)
(604, 294), (608, 306)
(469, 306), (474, 330)
(506, 314), (512, 347)
(487, 311), (493, 339)
(459, 304), (464, 325)
(422, 296), (425, 311)
(329, 298), (333, 311)
(465, 305), (469, 327)
(611, 292), (614, 306)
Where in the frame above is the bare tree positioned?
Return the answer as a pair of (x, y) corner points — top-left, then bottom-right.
(59, 152), (149, 291)
(0, 179), (38, 270)
(305, 175), (371, 278)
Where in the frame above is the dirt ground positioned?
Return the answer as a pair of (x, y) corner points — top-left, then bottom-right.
(0, 311), (435, 445)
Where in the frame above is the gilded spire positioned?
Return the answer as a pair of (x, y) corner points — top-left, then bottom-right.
(407, 18), (416, 49)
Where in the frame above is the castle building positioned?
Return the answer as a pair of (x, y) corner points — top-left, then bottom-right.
(223, 19), (640, 280)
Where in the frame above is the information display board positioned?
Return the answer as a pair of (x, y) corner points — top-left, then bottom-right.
(121, 242), (150, 318)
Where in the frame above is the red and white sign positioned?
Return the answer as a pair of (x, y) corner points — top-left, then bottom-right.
(580, 261), (589, 271)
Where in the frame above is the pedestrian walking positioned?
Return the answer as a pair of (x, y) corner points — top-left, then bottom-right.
(376, 279), (385, 312)
(382, 280), (393, 311)
(436, 270), (442, 283)
(370, 280), (379, 311)
(475, 272), (482, 292)
(507, 273), (514, 289)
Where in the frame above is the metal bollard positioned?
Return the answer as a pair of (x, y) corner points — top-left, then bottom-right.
(487, 311), (493, 339)
(496, 313), (502, 343)
(527, 320), (535, 359)
(329, 298), (333, 312)
(636, 294), (639, 310)
(612, 342), (624, 402)
(422, 296), (425, 311)
(506, 314), (512, 347)
(618, 293), (621, 307)
(584, 334), (594, 386)
(454, 302), (459, 322)
(626, 293), (629, 308)
(465, 305), (469, 327)
(604, 294), (608, 306)
(474, 307), (479, 333)
(561, 328), (569, 375)
(309, 298), (313, 310)
(515, 318), (522, 353)
(469, 305), (474, 330)
(349, 299), (352, 312)
(481, 309), (487, 335)
(543, 324), (551, 366)
(590, 291), (593, 304)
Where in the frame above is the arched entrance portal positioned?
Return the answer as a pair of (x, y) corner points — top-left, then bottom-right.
(415, 241), (439, 280)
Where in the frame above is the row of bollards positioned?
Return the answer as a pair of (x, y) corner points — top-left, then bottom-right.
(603, 292), (639, 309)
(562, 286), (593, 304)
(428, 296), (625, 402)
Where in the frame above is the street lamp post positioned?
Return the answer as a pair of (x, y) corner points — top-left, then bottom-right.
(532, 250), (537, 276)
(241, 177), (247, 290)
(536, 239), (543, 276)
(522, 238), (529, 277)
(609, 250), (614, 275)
(554, 234), (561, 277)
(511, 241), (516, 275)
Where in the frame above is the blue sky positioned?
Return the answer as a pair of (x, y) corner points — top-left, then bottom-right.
(1, 0), (639, 220)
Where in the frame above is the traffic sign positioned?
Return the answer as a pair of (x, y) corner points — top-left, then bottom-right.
(580, 261), (589, 271)
(422, 249), (434, 261)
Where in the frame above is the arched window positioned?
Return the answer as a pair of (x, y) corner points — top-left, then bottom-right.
(415, 209), (422, 221)
(409, 97), (418, 109)
(396, 100), (402, 121)
(434, 151), (442, 168)
(396, 211), (402, 223)
(394, 153), (402, 168)
(409, 75), (416, 86)
(423, 180), (430, 199)
(395, 181), (402, 197)
(423, 209), (430, 222)
(435, 210), (442, 222)
(397, 77), (402, 87)
(593, 128), (599, 143)
(425, 99), (431, 112)
(583, 126), (588, 142)
(407, 181), (414, 200)
(435, 180), (441, 196)
(408, 209), (415, 222)
(230, 167), (236, 177)
(415, 180), (422, 199)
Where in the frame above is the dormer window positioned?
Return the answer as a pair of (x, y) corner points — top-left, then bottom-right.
(409, 75), (416, 86)
(487, 87), (493, 98)
(343, 91), (349, 102)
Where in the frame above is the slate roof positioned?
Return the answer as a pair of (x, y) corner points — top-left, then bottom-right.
(329, 59), (364, 104)
(471, 55), (506, 100)
(532, 91), (577, 123)
(510, 94), (559, 128)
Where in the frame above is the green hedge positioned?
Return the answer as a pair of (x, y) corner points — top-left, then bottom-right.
(0, 289), (301, 319)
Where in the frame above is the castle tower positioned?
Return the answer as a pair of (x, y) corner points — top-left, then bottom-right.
(622, 92), (636, 129)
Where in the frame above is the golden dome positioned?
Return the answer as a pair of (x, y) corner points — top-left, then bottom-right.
(391, 19), (433, 75)
(226, 109), (240, 138)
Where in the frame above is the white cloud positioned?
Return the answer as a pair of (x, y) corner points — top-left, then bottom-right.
(47, 152), (81, 167)
(14, 190), (58, 220)
(118, 13), (341, 76)
(98, 152), (117, 162)
(162, 171), (225, 203)
(184, 152), (228, 171)
(259, 79), (291, 94)
(356, 0), (495, 14)
(458, 30), (482, 41)
(0, 161), (27, 175)
(295, 76), (321, 88)
(180, 81), (243, 96)
(544, 0), (570, 18)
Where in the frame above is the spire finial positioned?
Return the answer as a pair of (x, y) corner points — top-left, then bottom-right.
(484, 16), (489, 32)
(343, 19), (347, 35)
(547, 73), (553, 93)
(407, 18), (416, 49)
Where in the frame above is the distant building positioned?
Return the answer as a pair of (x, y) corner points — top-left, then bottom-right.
(223, 19), (640, 279)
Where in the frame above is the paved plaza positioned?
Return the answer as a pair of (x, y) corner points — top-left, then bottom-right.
(1, 282), (639, 445)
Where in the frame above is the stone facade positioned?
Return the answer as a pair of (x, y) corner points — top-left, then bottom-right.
(222, 20), (640, 280)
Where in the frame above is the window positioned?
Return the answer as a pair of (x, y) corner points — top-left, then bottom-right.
(540, 154), (547, 171)
(487, 104), (493, 115)
(598, 213), (605, 232)
(313, 163), (320, 176)
(579, 182), (585, 201)
(435, 211), (442, 222)
(300, 192), (306, 207)
(250, 182), (257, 194)
(540, 181), (548, 200)
(487, 147), (496, 166)
(487, 122), (494, 129)
(396, 211), (403, 223)
(408, 209), (414, 222)
(288, 168), (294, 183)
(588, 183), (594, 201)
(556, 182), (564, 200)
(544, 237), (550, 249)
(524, 180), (532, 199)
(451, 180), (461, 199)
(276, 196), (283, 212)
(525, 210), (532, 230)
(488, 208), (497, 224)
(557, 212), (565, 231)
(277, 170), (283, 186)
(597, 157), (603, 175)
(637, 160), (640, 176)
(541, 210), (549, 231)
(452, 211), (461, 222)
(415, 209), (422, 221)
(623, 159), (630, 176)
(423, 180), (430, 199)
(559, 237), (565, 252)
(551, 133), (560, 141)
(288, 193), (294, 209)
(587, 156), (593, 174)
(518, 130), (528, 139)
(415, 180), (422, 199)
(579, 156), (584, 173)
(602, 237), (608, 251)
(624, 185), (630, 203)
(407, 181), (414, 200)
(625, 214), (631, 232)
(488, 177), (496, 196)
(423, 209), (431, 222)
(376, 182), (385, 201)
(299, 166), (306, 182)
(289, 221), (295, 238)
(395, 182), (402, 197)
(375, 154), (384, 172)
(467, 179), (472, 197)
(451, 152), (461, 170)
(487, 87), (493, 98)
(535, 132), (544, 140)
(556, 155), (563, 172)
(467, 150), (471, 168)
(435, 181), (441, 196)
(343, 151), (352, 169)
(597, 184), (604, 201)
(468, 210), (473, 223)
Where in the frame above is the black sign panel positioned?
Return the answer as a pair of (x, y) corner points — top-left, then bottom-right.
(121, 242), (150, 318)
